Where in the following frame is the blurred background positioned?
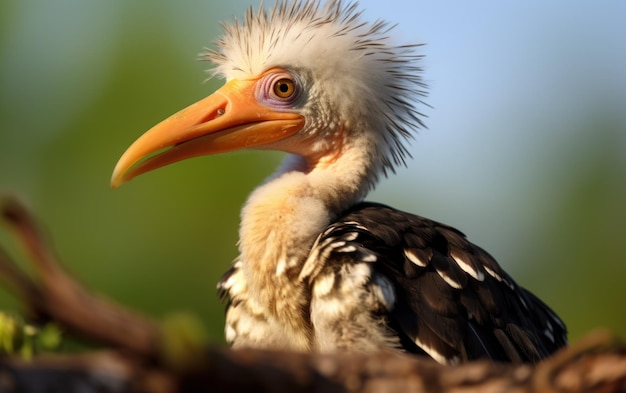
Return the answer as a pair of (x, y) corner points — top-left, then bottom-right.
(0, 0), (624, 345)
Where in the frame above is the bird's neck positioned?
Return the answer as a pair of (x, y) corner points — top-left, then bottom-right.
(237, 142), (376, 309)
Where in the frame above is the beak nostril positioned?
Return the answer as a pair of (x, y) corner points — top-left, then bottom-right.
(202, 106), (227, 123)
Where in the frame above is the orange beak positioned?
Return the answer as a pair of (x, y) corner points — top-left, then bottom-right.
(111, 78), (305, 188)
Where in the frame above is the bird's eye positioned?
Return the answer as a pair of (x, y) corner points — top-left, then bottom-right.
(257, 71), (301, 108)
(273, 78), (296, 99)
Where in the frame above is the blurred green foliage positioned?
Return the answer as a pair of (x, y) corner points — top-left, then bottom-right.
(0, 1), (624, 348)
(518, 117), (626, 341)
(0, 312), (62, 359)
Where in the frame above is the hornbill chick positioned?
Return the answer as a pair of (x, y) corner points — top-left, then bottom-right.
(112, 0), (567, 364)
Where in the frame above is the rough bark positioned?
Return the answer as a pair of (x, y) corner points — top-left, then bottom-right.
(0, 194), (624, 393)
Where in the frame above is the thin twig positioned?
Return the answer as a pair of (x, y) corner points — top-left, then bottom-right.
(0, 195), (161, 360)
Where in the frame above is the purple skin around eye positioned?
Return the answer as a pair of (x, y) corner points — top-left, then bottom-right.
(255, 72), (300, 110)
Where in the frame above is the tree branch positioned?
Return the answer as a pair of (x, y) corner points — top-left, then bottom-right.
(0, 194), (160, 360)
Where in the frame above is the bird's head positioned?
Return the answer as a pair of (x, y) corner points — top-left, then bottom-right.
(111, 0), (426, 189)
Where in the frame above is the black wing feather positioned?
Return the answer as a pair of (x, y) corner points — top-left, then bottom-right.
(323, 201), (567, 364)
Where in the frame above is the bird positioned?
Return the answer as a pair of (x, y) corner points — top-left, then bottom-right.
(111, 0), (567, 365)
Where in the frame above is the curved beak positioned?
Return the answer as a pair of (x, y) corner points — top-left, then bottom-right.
(111, 78), (305, 188)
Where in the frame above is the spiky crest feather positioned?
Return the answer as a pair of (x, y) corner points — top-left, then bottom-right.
(204, 0), (427, 177)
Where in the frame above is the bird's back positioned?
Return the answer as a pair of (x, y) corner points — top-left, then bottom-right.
(299, 202), (567, 364)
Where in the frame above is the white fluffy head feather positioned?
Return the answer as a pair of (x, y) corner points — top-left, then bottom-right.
(204, 0), (427, 178)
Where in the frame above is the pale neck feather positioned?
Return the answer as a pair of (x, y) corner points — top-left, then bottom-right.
(237, 137), (378, 301)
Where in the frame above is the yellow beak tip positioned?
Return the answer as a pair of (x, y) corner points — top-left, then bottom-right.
(110, 170), (126, 190)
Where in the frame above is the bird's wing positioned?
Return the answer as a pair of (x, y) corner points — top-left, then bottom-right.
(302, 202), (567, 364)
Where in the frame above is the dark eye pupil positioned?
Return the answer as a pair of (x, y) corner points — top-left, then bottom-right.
(279, 83), (289, 93)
